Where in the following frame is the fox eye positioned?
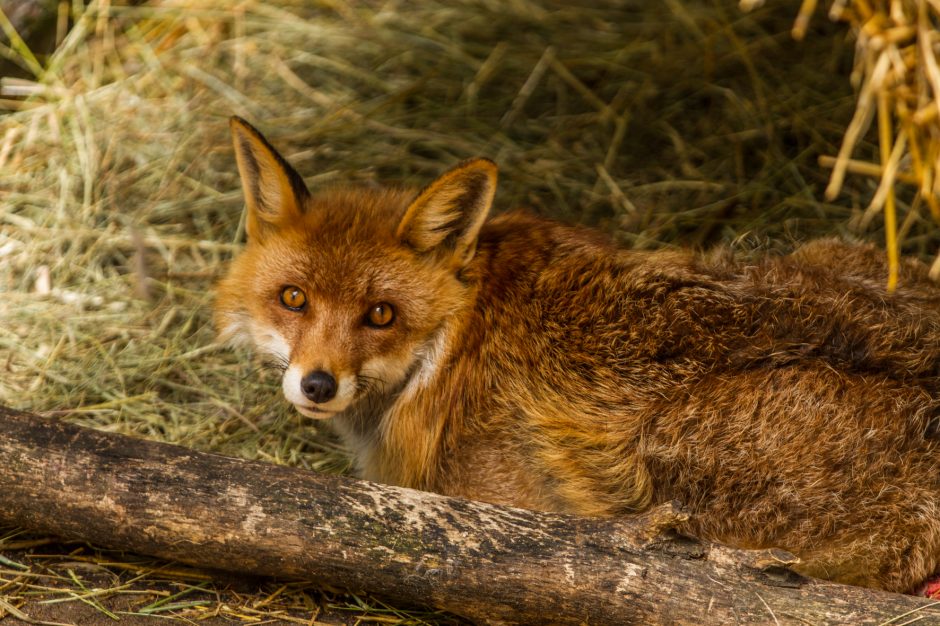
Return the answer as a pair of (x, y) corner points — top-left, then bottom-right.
(279, 286), (307, 311)
(365, 302), (395, 328)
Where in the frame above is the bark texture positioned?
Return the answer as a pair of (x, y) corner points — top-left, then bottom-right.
(1, 405), (938, 625)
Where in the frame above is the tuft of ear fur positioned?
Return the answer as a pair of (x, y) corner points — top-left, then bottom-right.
(396, 158), (497, 268)
(230, 116), (310, 240)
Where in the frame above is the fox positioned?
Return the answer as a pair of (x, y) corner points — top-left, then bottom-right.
(215, 116), (940, 593)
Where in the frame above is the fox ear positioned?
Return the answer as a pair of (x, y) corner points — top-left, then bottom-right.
(229, 116), (310, 240)
(396, 158), (497, 268)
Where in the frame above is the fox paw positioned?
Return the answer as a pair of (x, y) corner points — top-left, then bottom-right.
(913, 575), (940, 599)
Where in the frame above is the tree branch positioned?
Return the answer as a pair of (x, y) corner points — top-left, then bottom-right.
(0, 405), (936, 625)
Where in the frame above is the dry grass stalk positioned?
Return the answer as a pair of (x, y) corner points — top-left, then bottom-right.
(815, 0), (940, 285)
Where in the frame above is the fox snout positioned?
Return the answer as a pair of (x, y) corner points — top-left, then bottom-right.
(301, 371), (337, 404)
(281, 363), (358, 418)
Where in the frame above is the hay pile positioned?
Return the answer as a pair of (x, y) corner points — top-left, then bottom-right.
(812, 0), (940, 287)
(0, 0), (936, 622)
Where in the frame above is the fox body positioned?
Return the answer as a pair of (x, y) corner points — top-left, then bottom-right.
(216, 117), (940, 592)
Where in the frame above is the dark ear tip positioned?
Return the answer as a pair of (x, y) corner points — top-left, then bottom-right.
(229, 116), (261, 139)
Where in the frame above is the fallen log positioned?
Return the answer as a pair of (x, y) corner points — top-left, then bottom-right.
(0, 404), (938, 625)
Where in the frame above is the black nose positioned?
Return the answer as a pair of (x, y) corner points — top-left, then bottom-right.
(301, 370), (337, 404)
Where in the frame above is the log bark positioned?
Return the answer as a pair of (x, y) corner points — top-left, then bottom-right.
(0, 404), (938, 625)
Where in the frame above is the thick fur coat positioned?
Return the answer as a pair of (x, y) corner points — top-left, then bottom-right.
(216, 117), (940, 592)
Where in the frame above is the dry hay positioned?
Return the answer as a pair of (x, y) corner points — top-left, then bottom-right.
(815, 0), (940, 287)
(740, 0), (940, 288)
(0, 0), (937, 622)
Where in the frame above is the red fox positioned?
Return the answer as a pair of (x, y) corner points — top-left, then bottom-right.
(216, 117), (940, 593)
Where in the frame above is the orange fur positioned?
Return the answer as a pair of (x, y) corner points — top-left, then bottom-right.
(216, 118), (940, 592)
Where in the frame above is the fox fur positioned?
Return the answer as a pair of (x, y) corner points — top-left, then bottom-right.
(216, 117), (940, 593)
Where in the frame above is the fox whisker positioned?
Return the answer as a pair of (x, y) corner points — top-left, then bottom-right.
(355, 373), (393, 400)
(262, 357), (289, 373)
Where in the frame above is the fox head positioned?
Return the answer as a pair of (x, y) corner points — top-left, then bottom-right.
(215, 117), (497, 421)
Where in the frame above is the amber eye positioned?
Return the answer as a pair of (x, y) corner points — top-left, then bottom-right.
(366, 302), (395, 327)
(279, 286), (307, 311)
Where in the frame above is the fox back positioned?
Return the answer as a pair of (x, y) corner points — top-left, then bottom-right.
(216, 118), (940, 593)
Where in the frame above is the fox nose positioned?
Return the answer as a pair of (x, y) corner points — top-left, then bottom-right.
(301, 370), (337, 404)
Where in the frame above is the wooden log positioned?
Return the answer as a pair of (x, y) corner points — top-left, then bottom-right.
(0, 404), (938, 625)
